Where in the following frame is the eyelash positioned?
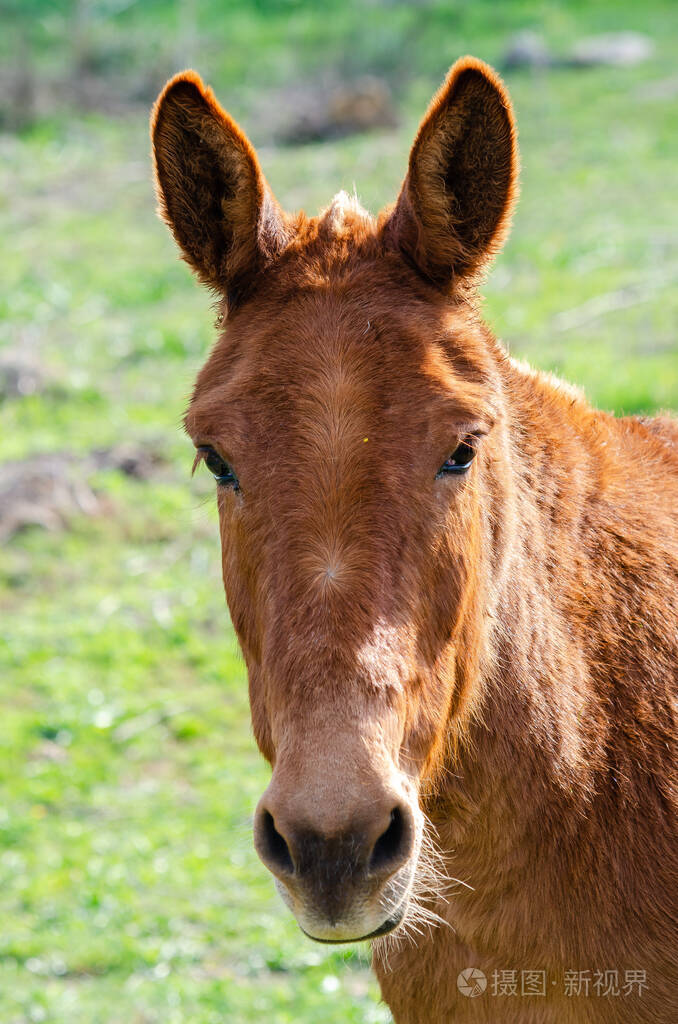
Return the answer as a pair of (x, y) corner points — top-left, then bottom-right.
(195, 446), (239, 490)
(436, 437), (478, 478)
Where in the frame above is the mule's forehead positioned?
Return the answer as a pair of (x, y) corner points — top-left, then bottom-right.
(188, 289), (496, 446)
(188, 278), (498, 454)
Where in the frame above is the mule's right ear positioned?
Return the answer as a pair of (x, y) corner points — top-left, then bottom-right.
(151, 71), (289, 303)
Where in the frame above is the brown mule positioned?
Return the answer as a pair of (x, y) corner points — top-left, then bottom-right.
(151, 58), (678, 1022)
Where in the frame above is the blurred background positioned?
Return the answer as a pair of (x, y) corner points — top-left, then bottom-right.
(0, 1), (676, 1021)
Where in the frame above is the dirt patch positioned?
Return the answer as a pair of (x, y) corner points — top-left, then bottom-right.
(0, 453), (103, 540)
(0, 61), (172, 130)
(275, 76), (397, 145)
(0, 443), (170, 542)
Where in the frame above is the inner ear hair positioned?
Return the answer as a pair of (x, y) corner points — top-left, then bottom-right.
(384, 57), (519, 290)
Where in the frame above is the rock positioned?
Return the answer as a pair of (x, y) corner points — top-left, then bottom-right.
(91, 442), (167, 481)
(500, 30), (654, 74)
(502, 32), (552, 70)
(568, 32), (654, 68)
(0, 351), (53, 400)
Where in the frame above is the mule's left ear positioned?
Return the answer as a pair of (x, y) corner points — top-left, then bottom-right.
(383, 57), (518, 289)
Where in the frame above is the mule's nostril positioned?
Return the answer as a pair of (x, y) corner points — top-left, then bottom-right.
(369, 806), (409, 874)
(260, 810), (294, 875)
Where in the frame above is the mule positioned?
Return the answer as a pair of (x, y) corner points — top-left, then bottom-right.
(151, 58), (678, 1022)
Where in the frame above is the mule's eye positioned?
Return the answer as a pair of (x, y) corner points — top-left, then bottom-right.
(437, 440), (477, 477)
(197, 446), (239, 489)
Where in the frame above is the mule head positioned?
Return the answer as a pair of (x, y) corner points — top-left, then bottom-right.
(152, 57), (518, 943)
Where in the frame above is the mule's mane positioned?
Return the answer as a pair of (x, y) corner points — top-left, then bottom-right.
(321, 190), (374, 233)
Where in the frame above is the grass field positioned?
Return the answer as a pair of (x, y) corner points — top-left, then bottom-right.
(1, 1), (677, 1021)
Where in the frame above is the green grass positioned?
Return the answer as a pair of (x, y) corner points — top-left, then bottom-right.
(1, 1), (677, 1021)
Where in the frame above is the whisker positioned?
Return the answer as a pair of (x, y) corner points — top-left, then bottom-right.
(373, 812), (472, 971)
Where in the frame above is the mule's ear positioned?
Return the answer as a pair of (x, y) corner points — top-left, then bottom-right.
(384, 57), (518, 289)
(151, 71), (289, 303)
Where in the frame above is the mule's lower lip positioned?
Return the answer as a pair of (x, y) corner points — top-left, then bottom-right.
(299, 902), (407, 944)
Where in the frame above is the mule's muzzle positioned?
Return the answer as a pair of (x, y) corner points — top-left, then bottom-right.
(253, 798), (416, 942)
(255, 803), (414, 882)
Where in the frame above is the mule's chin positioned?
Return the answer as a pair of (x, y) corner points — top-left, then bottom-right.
(271, 844), (418, 945)
(300, 902), (408, 944)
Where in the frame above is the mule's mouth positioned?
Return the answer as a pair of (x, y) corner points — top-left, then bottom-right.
(299, 901), (408, 944)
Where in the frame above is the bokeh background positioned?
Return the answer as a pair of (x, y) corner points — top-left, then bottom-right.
(1, 1), (676, 1021)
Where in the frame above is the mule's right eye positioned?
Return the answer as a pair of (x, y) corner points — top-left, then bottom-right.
(437, 439), (477, 477)
(197, 446), (239, 489)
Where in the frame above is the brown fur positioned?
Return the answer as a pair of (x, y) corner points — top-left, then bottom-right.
(152, 58), (678, 1022)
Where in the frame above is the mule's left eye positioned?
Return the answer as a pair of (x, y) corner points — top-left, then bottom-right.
(197, 446), (239, 489)
(437, 440), (477, 477)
